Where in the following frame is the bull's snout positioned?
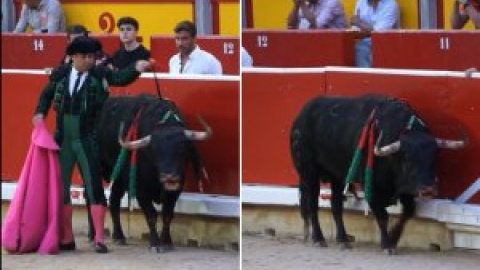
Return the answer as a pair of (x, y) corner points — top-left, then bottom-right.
(160, 173), (181, 191)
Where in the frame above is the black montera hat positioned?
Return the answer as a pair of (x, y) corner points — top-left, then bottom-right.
(66, 36), (101, 56)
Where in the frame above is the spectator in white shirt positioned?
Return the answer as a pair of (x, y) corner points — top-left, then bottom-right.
(169, 20), (222, 75)
(241, 46), (253, 67)
(351, 0), (399, 67)
(14, 0), (66, 33)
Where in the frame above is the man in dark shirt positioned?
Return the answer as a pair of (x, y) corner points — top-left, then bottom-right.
(109, 17), (150, 70)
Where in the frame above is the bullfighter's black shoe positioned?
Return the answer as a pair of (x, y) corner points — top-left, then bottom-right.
(95, 242), (109, 253)
(59, 241), (76, 251)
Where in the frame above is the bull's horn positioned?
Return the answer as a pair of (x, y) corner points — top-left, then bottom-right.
(436, 130), (468, 149)
(184, 115), (213, 141)
(119, 135), (151, 150)
(118, 121), (151, 150)
(374, 131), (401, 156)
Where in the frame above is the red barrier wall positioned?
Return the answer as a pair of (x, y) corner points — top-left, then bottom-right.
(92, 34), (122, 57)
(242, 71), (326, 185)
(1, 72), (239, 196)
(242, 30), (357, 68)
(1, 33), (67, 69)
(372, 31), (480, 71)
(242, 69), (480, 203)
(150, 35), (240, 75)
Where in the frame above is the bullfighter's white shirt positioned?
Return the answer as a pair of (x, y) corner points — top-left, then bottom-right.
(169, 45), (223, 75)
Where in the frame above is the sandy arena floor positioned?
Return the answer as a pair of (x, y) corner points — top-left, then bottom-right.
(2, 235), (239, 270)
(242, 233), (479, 270)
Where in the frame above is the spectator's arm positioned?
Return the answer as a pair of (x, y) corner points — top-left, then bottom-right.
(46, 1), (64, 32)
(350, 1), (373, 33)
(315, 0), (337, 29)
(351, 15), (373, 33)
(13, 5), (28, 33)
(372, 1), (399, 30)
(169, 55), (178, 74)
(210, 57), (222, 75)
(451, 1), (469, 29)
(144, 49), (151, 60)
(465, 3), (480, 28)
(287, 0), (302, 29)
(241, 47), (253, 67)
(299, 2), (318, 29)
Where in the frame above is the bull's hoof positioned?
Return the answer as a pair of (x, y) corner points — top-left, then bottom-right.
(383, 248), (398, 255)
(347, 234), (356, 242)
(150, 246), (161, 253)
(339, 242), (352, 250)
(113, 238), (127, 245)
(158, 245), (175, 253)
(313, 240), (328, 248)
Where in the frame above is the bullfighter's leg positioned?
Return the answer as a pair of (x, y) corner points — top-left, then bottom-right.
(109, 177), (127, 245)
(137, 195), (161, 252)
(58, 141), (77, 251)
(76, 135), (109, 253)
(331, 181), (352, 249)
(370, 203), (395, 255)
(159, 192), (180, 252)
(389, 194), (415, 248)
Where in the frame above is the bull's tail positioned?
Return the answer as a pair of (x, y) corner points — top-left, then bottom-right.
(291, 117), (317, 241)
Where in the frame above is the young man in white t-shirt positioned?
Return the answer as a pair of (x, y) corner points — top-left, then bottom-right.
(168, 20), (222, 75)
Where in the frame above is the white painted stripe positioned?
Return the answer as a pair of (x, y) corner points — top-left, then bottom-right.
(1, 69), (48, 75)
(1, 69), (240, 82)
(2, 182), (239, 218)
(140, 72), (240, 81)
(242, 184), (480, 227)
(242, 66), (480, 78)
(455, 178), (480, 204)
(242, 67), (326, 73)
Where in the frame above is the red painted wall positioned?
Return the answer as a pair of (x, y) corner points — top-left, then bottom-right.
(1, 34), (239, 75)
(372, 31), (480, 71)
(243, 70), (480, 203)
(242, 30), (359, 68)
(1, 73), (239, 196)
(242, 71), (326, 185)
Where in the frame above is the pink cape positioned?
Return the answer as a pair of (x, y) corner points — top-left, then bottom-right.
(1, 121), (63, 254)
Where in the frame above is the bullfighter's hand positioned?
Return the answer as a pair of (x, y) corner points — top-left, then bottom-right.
(32, 113), (44, 126)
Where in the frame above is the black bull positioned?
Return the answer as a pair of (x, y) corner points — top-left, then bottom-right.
(290, 95), (465, 254)
(85, 94), (211, 252)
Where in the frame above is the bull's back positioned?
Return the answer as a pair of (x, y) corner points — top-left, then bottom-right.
(291, 95), (391, 180)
